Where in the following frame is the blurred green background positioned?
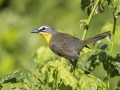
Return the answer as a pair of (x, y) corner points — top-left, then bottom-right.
(0, 0), (120, 90)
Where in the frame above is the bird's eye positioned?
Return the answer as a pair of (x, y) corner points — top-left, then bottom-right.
(42, 27), (46, 32)
(42, 27), (46, 31)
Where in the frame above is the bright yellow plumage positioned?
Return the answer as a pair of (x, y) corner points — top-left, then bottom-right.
(38, 32), (52, 44)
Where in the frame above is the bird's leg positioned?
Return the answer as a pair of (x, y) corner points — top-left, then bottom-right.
(67, 59), (78, 72)
(64, 59), (73, 72)
(68, 59), (74, 66)
(73, 59), (78, 70)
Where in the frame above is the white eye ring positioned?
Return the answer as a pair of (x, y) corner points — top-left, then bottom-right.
(42, 27), (46, 30)
(38, 26), (48, 31)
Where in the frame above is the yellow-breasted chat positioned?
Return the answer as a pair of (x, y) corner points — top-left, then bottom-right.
(31, 25), (110, 69)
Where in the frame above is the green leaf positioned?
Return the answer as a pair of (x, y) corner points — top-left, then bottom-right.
(81, 0), (95, 15)
(80, 0), (106, 15)
(57, 65), (78, 89)
(0, 68), (47, 89)
(78, 74), (108, 90)
(40, 84), (51, 90)
(39, 58), (77, 89)
(108, 0), (120, 17)
(39, 57), (108, 90)
(0, 68), (32, 84)
(102, 53), (120, 77)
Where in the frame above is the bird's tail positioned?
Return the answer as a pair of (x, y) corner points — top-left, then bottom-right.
(84, 31), (110, 45)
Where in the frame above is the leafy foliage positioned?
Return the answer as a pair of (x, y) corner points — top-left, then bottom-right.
(0, 60), (108, 90)
(103, 54), (120, 77)
(108, 0), (120, 17)
(0, 0), (120, 90)
(39, 58), (108, 90)
(0, 68), (34, 89)
(80, 0), (120, 16)
(81, 0), (105, 15)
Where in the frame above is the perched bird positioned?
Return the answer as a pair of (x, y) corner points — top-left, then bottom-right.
(31, 25), (109, 69)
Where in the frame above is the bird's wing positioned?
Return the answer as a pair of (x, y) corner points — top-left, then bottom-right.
(50, 42), (80, 60)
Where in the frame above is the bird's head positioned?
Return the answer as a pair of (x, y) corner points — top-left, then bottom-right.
(31, 25), (57, 43)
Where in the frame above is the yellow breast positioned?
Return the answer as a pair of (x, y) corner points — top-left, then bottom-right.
(39, 32), (52, 44)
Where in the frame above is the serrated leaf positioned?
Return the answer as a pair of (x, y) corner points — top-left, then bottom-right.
(39, 58), (78, 89)
(40, 84), (51, 90)
(81, 0), (106, 15)
(102, 54), (120, 77)
(39, 57), (108, 90)
(78, 74), (108, 90)
(78, 48), (100, 73)
(81, 0), (95, 15)
(0, 68), (32, 84)
(57, 66), (78, 89)
(108, 0), (120, 17)
(0, 74), (17, 84)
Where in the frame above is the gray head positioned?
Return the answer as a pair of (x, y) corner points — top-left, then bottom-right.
(31, 25), (57, 35)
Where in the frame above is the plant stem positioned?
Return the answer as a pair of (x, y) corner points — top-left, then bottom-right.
(107, 73), (110, 89)
(110, 12), (117, 54)
(82, 0), (101, 40)
(107, 12), (117, 90)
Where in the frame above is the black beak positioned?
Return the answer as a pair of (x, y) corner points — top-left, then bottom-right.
(31, 29), (39, 33)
